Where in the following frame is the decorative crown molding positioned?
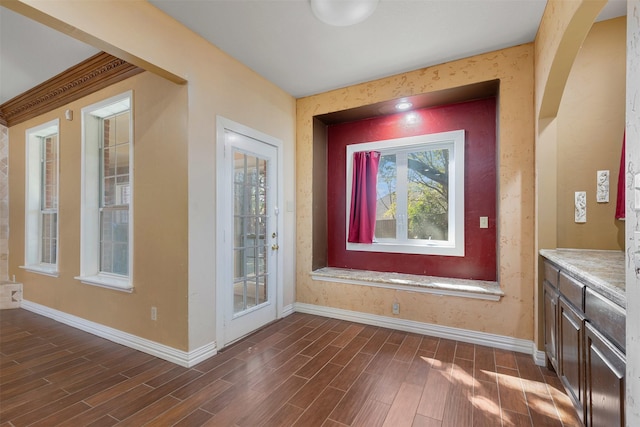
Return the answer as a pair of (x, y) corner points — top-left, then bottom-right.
(0, 52), (143, 127)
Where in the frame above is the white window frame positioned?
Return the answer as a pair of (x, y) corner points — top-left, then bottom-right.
(21, 119), (60, 276)
(76, 91), (134, 292)
(346, 129), (465, 257)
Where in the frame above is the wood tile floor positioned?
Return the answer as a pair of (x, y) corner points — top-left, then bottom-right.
(0, 309), (582, 426)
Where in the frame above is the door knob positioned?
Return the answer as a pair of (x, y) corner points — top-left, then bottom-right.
(271, 244), (279, 250)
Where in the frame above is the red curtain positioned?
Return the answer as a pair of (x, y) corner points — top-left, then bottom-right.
(615, 133), (625, 220)
(348, 151), (381, 243)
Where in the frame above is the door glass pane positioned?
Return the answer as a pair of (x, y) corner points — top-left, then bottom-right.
(407, 148), (449, 240)
(233, 150), (269, 314)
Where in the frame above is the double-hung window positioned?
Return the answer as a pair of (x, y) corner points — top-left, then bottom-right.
(23, 120), (59, 276)
(346, 130), (465, 256)
(77, 92), (133, 291)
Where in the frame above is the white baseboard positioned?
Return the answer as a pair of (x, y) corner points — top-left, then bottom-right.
(21, 300), (217, 368)
(19, 298), (544, 368)
(281, 303), (295, 317)
(295, 302), (540, 360)
(532, 349), (547, 367)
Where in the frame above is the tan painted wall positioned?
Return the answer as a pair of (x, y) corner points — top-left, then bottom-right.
(535, 0), (607, 120)
(0, 125), (7, 280)
(297, 45), (536, 340)
(8, 72), (190, 349)
(625, 3), (640, 423)
(8, 0), (297, 351)
(557, 17), (626, 250)
(534, 0), (607, 350)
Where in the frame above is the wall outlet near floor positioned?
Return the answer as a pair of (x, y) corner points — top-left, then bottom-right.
(392, 302), (400, 315)
(151, 306), (157, 321)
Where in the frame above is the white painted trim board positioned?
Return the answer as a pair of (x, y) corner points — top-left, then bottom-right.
(21, 300), (216, 368)
(295, 302), (545, 365)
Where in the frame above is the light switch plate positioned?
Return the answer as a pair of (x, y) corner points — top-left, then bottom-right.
(480, 216), (488, 228)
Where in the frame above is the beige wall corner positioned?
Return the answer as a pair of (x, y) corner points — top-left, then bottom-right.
(626, 1), (640, 424)
(557, 17), (626, 250)
(6, 1), (297, 353)
(297, 44), (535, 341)
(0, 125), (7, 281)
(534, 0), (607, 353)
(535, 0), (607, 120)
(9, 73), (190, 349)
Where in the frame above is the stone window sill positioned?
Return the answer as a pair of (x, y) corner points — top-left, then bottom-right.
(310, 267), (503, 301)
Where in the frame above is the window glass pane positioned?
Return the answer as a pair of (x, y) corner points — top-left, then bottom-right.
(42, 135), (58, 210)
(375, 154), (397, 239)
(234, 249), (246, 280)
(257, 275), (266, 305)
(246, 278), (258, 309)
(115, 112), (130, 144)
(103, 147), (116, 178)
(101, 241), (113, 273)
(103, 177), (116, 206)
(248, 156), (258, 185)
(113, 210), (129, 242)
(112, 243), (128, 276)
(116, 143), (130, 178)
(407, 148), (449, 240)
(118, 182), (131, 205)
(234, 217), (244, 247)
(100, 208), (129, 275)
(41, 212), (57, 264)
(104, 117), (116, 147)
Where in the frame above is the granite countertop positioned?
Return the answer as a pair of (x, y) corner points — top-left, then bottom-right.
(539, 248), (625, 308)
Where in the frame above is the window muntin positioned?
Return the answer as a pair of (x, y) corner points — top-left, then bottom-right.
(346, 130), (464, 257)
(23, 120), (59, 275)
(77, 92), (133, 291)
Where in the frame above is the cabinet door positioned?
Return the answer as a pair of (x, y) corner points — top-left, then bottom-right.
(558, 297), (585, 423)
(585, 322), (625, 427)
(543, 281), (559, 371)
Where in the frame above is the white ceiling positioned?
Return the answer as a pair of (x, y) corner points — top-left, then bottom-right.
(0, 0), (627, 104)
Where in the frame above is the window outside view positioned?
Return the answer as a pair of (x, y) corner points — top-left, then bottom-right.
(375, 147), (450, 243)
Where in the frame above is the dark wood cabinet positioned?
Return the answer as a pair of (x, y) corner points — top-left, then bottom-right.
(544, 280), (559, 371)
(542, 259), (625, 427)
(585, 322), (625, 427)
(558, 297), (585, 422)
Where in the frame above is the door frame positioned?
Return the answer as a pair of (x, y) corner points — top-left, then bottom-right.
(215, 116), (285, 349)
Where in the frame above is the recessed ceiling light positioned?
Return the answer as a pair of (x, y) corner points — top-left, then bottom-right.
(395, 101), (413, 111)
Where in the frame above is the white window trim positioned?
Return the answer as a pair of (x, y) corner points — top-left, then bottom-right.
(346, 129), (465, 257)
(21, 119), (60, 276)
(75, 91), (133, 292)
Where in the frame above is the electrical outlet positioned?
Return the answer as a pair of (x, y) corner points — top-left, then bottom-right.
(151, 307), (157, 321)
(392, 302), (400, 315)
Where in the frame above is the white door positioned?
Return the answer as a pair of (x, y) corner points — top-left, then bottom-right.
(217, 119), (281, 348)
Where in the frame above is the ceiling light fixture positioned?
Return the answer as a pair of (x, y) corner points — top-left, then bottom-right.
(395, 101), (413, 111)
(310, 0), (379, 27)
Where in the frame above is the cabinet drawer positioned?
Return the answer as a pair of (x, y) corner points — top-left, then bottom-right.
(544, 261), (559, 288)
(559, 272), (585, 311)
(585, 288), (625, 352)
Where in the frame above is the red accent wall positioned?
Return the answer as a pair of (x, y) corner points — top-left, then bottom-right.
(326, 98), (497, 281)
